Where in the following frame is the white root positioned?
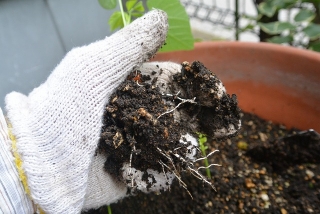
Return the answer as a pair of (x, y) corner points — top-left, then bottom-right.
(197, 163), (221, 170)
(157, 90), (197, 119)
(170, 150), (187, 163)
(188, 168), (204, 180)
(161, 90), (181, 98)
(159, 160), (193, 199)
(194, 150), (220, 162)
(157, 147), (178, 172)
(188, 166), (216, 191)
(173, 146), (182, 151)
(157, 143), (219, 196)
(128, 146), (134, 188)
(129, 145), (138, 188)
(159, 161), (171, 191)
(136, 81), (144, 87)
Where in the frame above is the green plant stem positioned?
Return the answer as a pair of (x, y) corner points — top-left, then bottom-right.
(107, 205), (112, 214)
(118, 0), (127, 26)
(197, 132), (211, 179)
(201, 147), (211, 179)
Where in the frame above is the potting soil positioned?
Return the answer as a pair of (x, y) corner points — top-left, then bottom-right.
(86, 112), (320, 214)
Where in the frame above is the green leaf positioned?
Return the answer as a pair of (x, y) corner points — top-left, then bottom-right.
(196, 132), (207, 145)
(131, 12), (144, 18)
(257, 0), (297, 17)
(126, 1), (145, 19)
(99, 0), (117, 10)
(267, 35), (293, 44)
(259, 21), (296, 34)
(133, 2), (144, 12)
(147, 0), (194, 52)
(108, 11), (130, 31)
(282, 0), (298, 8)
(130, 1), (144, 12)
(109, 12), (123, 30)
(294, 9), (315, 22)
(127, 0), (144, 18)
(303, 23), (320, 39)
(126, 0), (138, 11)
(258, 2), (277, 17)
(309, 41), (320, 52)
(241, 14), (259, 21)
(240, 23), (255, 32)
(199, 136), (207, 145)
(272, 0), (297, 9)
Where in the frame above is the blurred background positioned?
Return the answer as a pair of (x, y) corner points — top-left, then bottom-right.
(1, 0), (319, 109)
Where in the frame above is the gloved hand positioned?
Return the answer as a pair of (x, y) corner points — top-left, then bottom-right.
(5, 10), (168, 213)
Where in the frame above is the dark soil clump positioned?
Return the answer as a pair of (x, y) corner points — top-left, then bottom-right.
(98, 77), (188, 180)
(172, 61), (240, 138)
(98, 61), (241, 190)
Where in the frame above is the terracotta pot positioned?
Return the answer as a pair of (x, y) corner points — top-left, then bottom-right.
(153, 41), (320, 132)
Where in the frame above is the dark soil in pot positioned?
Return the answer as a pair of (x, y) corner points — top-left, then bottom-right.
(86, 112), (320, 214)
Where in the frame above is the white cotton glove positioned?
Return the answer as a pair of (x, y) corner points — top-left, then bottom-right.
(5, 10), (168, 214)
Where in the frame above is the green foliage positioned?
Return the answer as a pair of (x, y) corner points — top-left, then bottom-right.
(294, 9), (316, 22)
(258, 2), (278, 18)
(259, 22), (295, 34)
(267, 35), (293, 43)
(99, 0), (117, 9)
(99, 0), (194, 52)
(258, 0), (296, 17)
(242, 0), (320, 52)
(196, 132), (211, 179)
(309, 41), (320, 51)
(147, 0), (194, 52)
(106, 0), (144, 30)
(198, 133), (207, 146)
(126, 0), (144, 18)
(109, 12), (129, 30)
(303, 23), (320, 39)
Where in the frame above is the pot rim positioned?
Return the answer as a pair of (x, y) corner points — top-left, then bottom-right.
(192, 41), (320, 61)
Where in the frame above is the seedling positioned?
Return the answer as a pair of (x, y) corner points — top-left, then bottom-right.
(197, 132), (211, 179)
(98, 0), (194, 52)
